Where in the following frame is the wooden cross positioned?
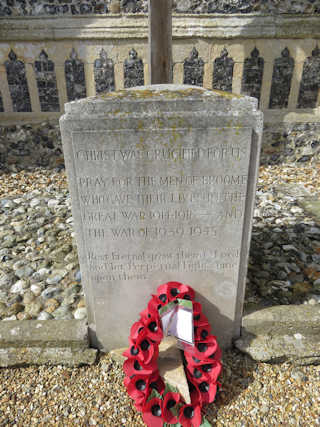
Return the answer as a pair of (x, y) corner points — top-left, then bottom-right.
(148, 0), (173, 84)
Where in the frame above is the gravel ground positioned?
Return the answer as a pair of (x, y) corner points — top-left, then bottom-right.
(0, 350), (319, 426)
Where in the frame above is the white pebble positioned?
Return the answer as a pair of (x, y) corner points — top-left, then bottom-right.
(30, 198), (41, 208)
(30, 284), (42, 296)
(37, 311), (53, 320)
(74, 307), (87, 320)
(48, 199), (60, 208)
(37, 268), (50, 277)
(10, 280), (27, 294)
(294, 333), (303, 340)
(3, 315), (17, 321)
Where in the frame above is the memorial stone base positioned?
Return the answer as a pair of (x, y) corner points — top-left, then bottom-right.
(60, 85), (263, 351)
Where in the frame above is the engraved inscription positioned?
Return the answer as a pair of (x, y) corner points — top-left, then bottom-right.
(75, 145), (246, 162)
(72, 128), (251, 282)
(88, 248), (240, 281)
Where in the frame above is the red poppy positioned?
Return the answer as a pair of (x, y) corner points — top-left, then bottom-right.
(124, 334), (158, 365)
(197, 380), (218, 404)
(201, 360), (222, 383)
(210, 345), (222, 362)
(139, 307), (150, 319)
(140, 313), (163, 343)
(185, 347), (221, 366)
(192, 302), (208, 326)
(142, 397), (164, 427)
(192, 302), (202, 316)
(163, 392), (181, 424)
(123, 357), (158, 377)
(189, 335), (219, 360)
(186, 371), (202, 406)
(134, 394), (148, 411)
(147, 295), (164, 316)
(179, 403), (202, 427)
(175, 283), (195, 301)
(185, 345), (222, 365)
(149, 371), (165, 395)
(187, 360), (222, 389)
(194, 313), (209, 327)
(194, 323), (211, 342)
(156, 281), (195, 303)
(130, 320), (147, 341)
(124, 374), (150, 403)
(190, 383), (202, 407)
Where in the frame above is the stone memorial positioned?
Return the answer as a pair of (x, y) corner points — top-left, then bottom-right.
(60, 84), (263, 351)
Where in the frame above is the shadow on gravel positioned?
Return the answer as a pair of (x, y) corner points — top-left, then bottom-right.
(204, 348), (257, 422)
(245, 219), (320, 309)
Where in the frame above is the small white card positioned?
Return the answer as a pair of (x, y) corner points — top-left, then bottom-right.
(172, 305), (194, 344)
(159, 300), (194, 346)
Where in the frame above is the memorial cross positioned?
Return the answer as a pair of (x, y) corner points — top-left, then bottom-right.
(148, 0), (173, 84)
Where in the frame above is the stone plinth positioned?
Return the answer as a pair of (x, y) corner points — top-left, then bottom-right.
(60, 84), (263, 351)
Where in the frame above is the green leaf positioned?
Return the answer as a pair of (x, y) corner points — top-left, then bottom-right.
(163, 383), (184, 421)
(147, 388), (163, 401)
(170, 402), (179, 418)
(200, 416), (212, 427)
(158, 301), (176, 316)
(177, 299), (193, 310)
(164, 382), (179, 395)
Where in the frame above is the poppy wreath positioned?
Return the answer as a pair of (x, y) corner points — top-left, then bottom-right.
(123, 281), (222, 427)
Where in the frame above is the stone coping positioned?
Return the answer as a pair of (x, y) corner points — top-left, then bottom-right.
(0, 319), (90, 349)
(235, 305), (320, 365)
(1, 14), (320, 40)
(0, 319), (97, 367)
(1, 110), (320, 126)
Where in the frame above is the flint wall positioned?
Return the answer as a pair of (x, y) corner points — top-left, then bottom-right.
(0, 3), (320, 163)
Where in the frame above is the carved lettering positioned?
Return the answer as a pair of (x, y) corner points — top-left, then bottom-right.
(87, 247), (239, 281)
(75, 146), (246, 162)
(79, 175), (247, 188)
(72, 127), (251, 286)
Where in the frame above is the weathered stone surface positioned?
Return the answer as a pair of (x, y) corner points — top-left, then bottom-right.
(0, 347), (97, 367)
(60, 84), (263, 351)
(158, 337), (191, 404)
(235, 305), (320, 365)
(0, 320), (90, 349)
(110, 337), (191, 403)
